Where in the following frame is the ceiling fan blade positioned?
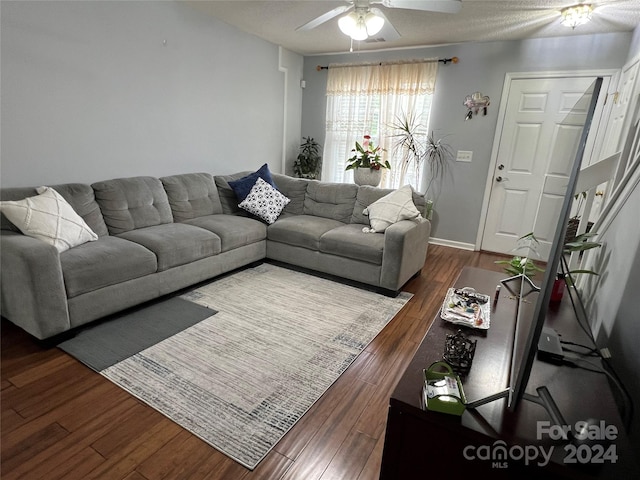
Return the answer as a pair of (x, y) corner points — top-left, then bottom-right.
(379, 0), (462, 14)
(296, 5), (353, 31)
(369, 8), (400, 40)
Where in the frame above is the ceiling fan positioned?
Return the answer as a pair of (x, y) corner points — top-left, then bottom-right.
(296, 0), (462, 42)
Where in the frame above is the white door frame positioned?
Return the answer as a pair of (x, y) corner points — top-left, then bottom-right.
(474, 69), (620, 252)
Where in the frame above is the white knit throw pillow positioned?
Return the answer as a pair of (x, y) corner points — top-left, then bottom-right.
(0, 186), (98, 252)
(362, 185), (422, 233)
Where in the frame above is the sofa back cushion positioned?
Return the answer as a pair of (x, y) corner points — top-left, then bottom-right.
(351, 185), (426, 225)
(303, 182), (358, 224)
(92, 176), (173, 235)
(271, 173), (309, 215)
(1, 183), (109, 237)
(160, 173), (223, 222)
(214, 172), (249, 215)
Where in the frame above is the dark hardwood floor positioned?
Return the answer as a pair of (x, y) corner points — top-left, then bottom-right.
(1, 245), (508, 480)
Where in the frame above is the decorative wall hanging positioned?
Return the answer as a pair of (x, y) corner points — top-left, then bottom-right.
(464, 92), (490, 120)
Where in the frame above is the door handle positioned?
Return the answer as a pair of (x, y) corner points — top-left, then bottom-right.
(498, 164), (504, 170)
(496, 176), (503, 182)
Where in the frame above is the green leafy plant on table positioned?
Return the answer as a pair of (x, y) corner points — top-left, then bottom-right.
(563, 231), (602, 285)
(496, 230), (602, 287)
(495, 255), (546, 278)
(495, 232), (545, 277)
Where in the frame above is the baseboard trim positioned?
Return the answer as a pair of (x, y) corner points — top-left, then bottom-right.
(428, 237), (476, 251)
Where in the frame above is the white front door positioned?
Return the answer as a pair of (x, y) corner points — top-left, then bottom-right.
(480, 75), (610, 260)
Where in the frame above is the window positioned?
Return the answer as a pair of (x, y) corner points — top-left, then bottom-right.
(322, 60), (438, 191)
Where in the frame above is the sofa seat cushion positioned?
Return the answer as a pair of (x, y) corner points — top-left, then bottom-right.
(183, 214), (267, 252)
(117, 223), (221, 271)
(60, 236), (158, 298)
(320, 224), (384, 265)
(267, 215), (345, 250)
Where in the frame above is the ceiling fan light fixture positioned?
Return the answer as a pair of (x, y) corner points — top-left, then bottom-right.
(364, 12), (384, 36)
(338, 10), (384, 41)
(338, 12), (358, 36)
(561, 4), (593, 29)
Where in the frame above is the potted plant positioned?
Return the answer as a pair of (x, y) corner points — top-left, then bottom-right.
(496, 230), (602, 301)
(294, 137), (322, 179)
(495, 255), (545, 278)
(562, 231), (602, 283)
(388, 112), (424, 187)
(388, 113), (454, 219)
(565, 191), (596, 244)
(423, 132), (455, 202)
(495, 232), (545, 295)
(345, 135), (390, 186)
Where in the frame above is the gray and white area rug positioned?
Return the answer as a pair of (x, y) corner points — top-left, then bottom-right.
(61, 263), (412, 470)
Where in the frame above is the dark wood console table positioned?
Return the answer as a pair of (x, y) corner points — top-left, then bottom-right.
(380, 267), (638, 479)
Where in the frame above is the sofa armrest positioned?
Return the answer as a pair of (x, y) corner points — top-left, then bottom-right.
(379, 218), (431, 291)
(1, 231), (70, 339)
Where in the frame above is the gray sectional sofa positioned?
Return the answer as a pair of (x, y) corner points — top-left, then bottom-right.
(0, 170), (431, 340)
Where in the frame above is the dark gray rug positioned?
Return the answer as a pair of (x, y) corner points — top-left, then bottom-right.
(58, 297), (216, 371)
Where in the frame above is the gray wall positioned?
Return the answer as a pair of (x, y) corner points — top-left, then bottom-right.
(581, 171), (640, 449)
(301, 32), (633, 245)
(0, 0), (303, 188)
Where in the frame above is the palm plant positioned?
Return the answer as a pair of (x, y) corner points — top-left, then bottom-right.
(388, 112), (454, 205)
(423, 131), (455, 202)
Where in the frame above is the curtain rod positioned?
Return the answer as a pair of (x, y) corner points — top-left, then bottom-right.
(316, 57), (458, 71)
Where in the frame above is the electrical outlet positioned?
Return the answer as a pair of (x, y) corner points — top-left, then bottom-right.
(456, 150), (473, 162)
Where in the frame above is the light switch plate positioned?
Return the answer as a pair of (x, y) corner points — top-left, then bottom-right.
(456, 150), (473, 162)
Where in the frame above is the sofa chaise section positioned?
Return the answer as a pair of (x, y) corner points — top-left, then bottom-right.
(265, 178), (430, 292)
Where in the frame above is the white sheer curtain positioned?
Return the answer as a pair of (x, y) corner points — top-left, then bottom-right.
(322, 60), (438, 191)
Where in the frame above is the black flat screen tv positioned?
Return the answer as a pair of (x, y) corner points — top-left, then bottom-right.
(507, 77), (604, 415)
(466, 77), (603, 421)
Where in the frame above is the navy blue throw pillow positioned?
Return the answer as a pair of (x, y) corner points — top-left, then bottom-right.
(228, 163), (276, 202)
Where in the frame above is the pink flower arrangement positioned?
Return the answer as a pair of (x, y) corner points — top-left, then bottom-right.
(345, 135), (391, 171)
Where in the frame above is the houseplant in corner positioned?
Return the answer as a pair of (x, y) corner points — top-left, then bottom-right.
(345, 135), (390, 186)
(388, 112), (454, 220)
(293, 136), (322, 179)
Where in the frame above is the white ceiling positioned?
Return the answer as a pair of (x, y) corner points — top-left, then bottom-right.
(186, 0), (640, 56)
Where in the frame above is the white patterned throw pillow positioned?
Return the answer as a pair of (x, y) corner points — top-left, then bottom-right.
(0, 186), (98, 252)
(362, 185), (422, 233)
(238, 177), (290, 224)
